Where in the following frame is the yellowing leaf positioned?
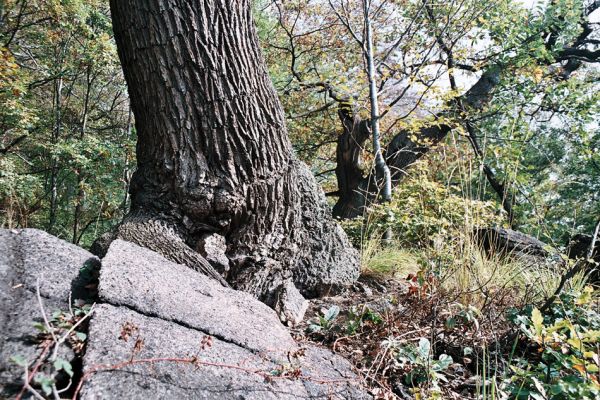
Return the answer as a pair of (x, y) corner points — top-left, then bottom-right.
(575, 286), (594, 305)
(573, 363), (586, 375)
(533, 67), (544, 83)
(587, 363), (599, 373)
(531, 308), (544, 335)
(567, 337), (583, 350)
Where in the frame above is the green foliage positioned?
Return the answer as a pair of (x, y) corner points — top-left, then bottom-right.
(308, 305), (340, 333)
(467, 0), (600, 242)
(356, 163), (503, 248)
(517, 121), (600, 242)
(386, 337), (453, 395)
(307, 302), (384, 336)
(345, 305), (383, 335)
(504, 287), (600, 399)
(10, 301), (91, 397)
(0, 0), (133, 246)
(0, 46), (37, 141)
(444, 303), (482, 331)
(10, 354), (28, 368)
(33, 373), (55, 396)
(53, 357), (74, 377)
(31, 302), (92, 336)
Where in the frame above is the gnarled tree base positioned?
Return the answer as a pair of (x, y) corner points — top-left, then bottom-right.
(90, 213), (228, 287)
(91, 158), (359, 320)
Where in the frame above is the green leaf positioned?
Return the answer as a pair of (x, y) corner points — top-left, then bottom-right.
(418, 338), (431, 358)
(575, 286), (593, 305)
(10, 355), (28, 368)
(434, 354), (453, 371)
(34, 374), (54, 396)
(33, 322), (47, 332)
(53, 358), (74, 377)
(324, 305), (340, 322)
(445, 317), (456, 329)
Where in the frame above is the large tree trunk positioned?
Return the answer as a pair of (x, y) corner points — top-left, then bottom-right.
(105, 0), (359, 300)
(332, 107), (371, 219)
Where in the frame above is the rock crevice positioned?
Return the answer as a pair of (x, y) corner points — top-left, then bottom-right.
(0, 229), (371, 399)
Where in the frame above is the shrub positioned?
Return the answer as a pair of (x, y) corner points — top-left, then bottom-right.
(369, 165), (503, 247)
(503, 287), (600, 399)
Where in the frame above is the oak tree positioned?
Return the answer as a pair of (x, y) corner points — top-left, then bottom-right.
(104, 0), (360, 303)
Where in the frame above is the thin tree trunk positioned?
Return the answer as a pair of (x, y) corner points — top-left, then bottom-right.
(105, 0), (359, 298)
(463, 120), (516, 224)
(120, 105), (133, 218)
(363, 0), (392, 241)
(73, 66), (93, 244)
(363, 0), (391, 205)
(588, 219), (600, 260)
(48, 75), (62, 235)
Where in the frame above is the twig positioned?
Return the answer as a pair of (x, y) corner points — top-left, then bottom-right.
(50, 303), (96, 362)
(24, 285), (95, 397)
(15, 341), (52, 400)
(587, 219), (600, 260)
(68, 292), (74, 319)
(51, 383), (60, 400)
(36, 277), (57, 344)
(23, 366), (46, 400)
(333, 336), (351, 352)
(57, 378), (72, 394)
(72, 355), (358, 400)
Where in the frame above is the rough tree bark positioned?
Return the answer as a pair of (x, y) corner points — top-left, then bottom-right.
(332, 105), (371, 219)
(102, 0), (359, 302)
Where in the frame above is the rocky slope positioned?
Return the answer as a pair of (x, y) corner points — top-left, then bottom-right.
(0, 229), (370, 399)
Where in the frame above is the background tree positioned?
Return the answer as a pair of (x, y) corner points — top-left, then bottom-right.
(0, 0), (134, 246)
(261, 0), (599, 242)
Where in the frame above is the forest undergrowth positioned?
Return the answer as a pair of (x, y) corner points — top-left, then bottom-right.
(295, 169), (600, 400)
(296, 242), (598, 400)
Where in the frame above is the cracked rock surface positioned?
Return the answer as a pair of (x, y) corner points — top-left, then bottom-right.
(81, 304), (368, 399)
(0, 229), (371, 399)
(98, 240), (296, 355)
(0, 229), (99, 398)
